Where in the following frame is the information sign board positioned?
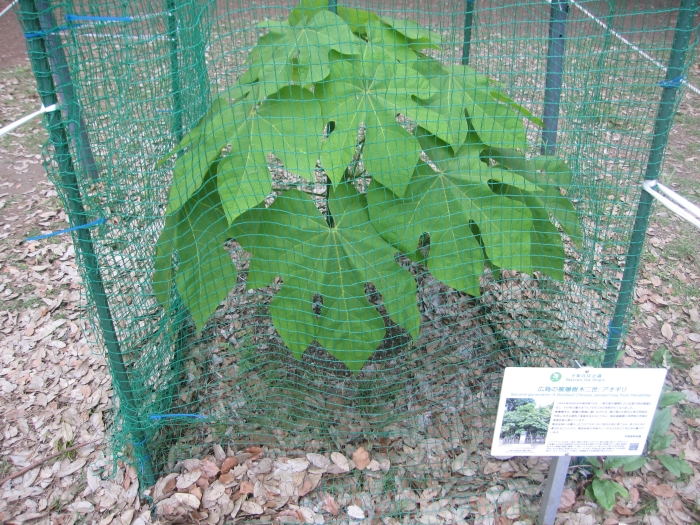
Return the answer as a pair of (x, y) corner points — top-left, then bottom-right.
(491, 367), (667, 457)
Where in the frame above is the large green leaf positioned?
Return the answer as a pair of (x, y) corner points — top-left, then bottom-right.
(380, 16), (442, 48)
(368, 131), (535, 296)
(658, 454), (693, 477)
(247, 11), (363, 97)
(591, 479), (628, 511)
(315, 44), (433, 196)
(411, 59), (528, 150)
(167, 86), (324, 224)
(231, 182), (420, 371)
(336, 5), (379, 36)
(486, 147), (583, 248)
(154, 174), (238, 330)
(658, 391), (686, 408)
(288, 0), (328, 26)
(165, 86), (256, 214)
(648, 407), (673, 452)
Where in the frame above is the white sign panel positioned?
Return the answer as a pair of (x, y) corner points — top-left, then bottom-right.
(491, 367), (667, 457)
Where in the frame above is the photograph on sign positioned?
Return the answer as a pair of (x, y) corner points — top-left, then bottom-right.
(491, 368), (667, 457)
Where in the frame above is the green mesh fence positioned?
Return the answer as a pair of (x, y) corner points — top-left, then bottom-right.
(17, 0), (700, 521)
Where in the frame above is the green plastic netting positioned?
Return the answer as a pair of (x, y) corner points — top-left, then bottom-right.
(17, 0), (699, 521)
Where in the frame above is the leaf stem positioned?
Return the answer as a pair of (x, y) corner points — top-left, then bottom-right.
(324, 174), (334, 228)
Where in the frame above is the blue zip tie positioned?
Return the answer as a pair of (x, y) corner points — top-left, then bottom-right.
(24, 23), (79, 40)
(137, 454), (151, 474)
(132, 437), (148, 447)
(66, 14), (134, 23)
(659, 75), (685, 88)
(26, 217), (106, 242)
(609, 326), (622, 335)
(149, 413), (206, 420)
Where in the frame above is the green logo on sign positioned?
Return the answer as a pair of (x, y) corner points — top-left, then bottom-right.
(550, 372), (562, 382)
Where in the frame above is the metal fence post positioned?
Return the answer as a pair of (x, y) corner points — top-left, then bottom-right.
(167, 0), (183, 143)
(462, 0), (475, 65)
(603, 0), (698, 368)
(17, 0), (156, 486)
(536, 3), (572, 523)
(541, 0), (570, 155)
(34, 0), (99, 181)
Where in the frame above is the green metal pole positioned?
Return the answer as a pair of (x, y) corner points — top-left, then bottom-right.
(167, 0), (183, 143)
(17, 0), (156, 485)
(603, 0), (698, 368)
(35, 0), (99, 181)
(328, 0), (337, 14)
(541, 0), (570, 155)
(462, 0), (475, 65)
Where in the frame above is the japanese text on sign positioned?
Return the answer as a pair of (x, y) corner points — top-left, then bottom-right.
(491, 367), (666, 457)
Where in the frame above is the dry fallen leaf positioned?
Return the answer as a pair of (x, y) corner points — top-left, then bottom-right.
(689, 365), (700, 386)
(330, 452), (350, 473)
(176, 469), (201, 490)
(558, 488), (576, 511)
(241, 500), (264, 515)
(689, 308), (700, 323)
(613, 504), (633, 516)
(298, 479), (314, 497)
(173, 492), (200, 509)
(306, 453), (330, 470)
(221, 456), (238, 474)
(662, 323), (673, 340)
(629, 487), (640, 507)
(153, 473), (178, 501)
(484, 462), (500, 475)
(352, 447), (371, 471)
(323, 494), (339, 516)
(199, 459), (220, 479)
(347, 505), (365, 520)
(239, 481), (254, 494)
(296, 506), (316, 524)
(650, 484), (677, 499)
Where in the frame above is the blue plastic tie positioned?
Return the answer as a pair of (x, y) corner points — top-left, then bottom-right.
(24, 23), (78, 40)
(132, 437), (148, 447)
(609, 326), (622, 335)
(137, 454), (151, 474)
(26, 217), (106, 242)
(66, 14), (134, 23)
(149, 413), (206, 421)
(659, 75), (685, 88)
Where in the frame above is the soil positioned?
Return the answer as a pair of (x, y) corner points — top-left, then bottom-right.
(0, 3), (50, 197)
(0, 1), (30, 70)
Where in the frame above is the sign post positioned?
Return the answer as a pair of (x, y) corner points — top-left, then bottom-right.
(491, 368), (667, 525)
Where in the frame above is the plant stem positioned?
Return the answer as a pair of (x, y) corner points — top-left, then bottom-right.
(324, 174), (334, 228)
(0, 439), (99, 486)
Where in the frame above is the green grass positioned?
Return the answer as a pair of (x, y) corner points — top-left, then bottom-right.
(680, 403), (700, 420)
(0, 458), (10, 478)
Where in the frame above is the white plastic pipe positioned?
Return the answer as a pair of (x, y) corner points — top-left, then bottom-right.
(0, 0), (18, 20)
(0, 104), (57, 138)
(643, 180), (700, 230)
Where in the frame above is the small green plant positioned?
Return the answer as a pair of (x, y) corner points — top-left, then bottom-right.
(56, 437), (77, 461)
(585, 390), (691, 510)
(154, 0), (582, 371)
